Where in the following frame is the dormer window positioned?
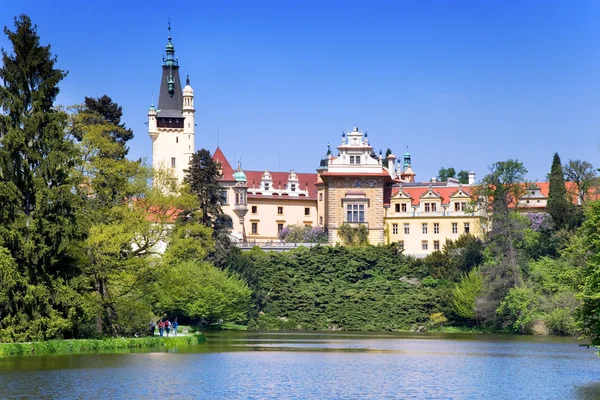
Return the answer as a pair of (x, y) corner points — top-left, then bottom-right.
(264, 183), (270, 191)
(349, 156), (361, 165)
(291, 184), (296, 192)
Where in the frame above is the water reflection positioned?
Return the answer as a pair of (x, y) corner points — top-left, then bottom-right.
(0, 331), (598, 399)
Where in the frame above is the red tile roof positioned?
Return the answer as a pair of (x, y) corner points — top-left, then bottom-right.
(246, 170), (318, 199)
(391, 185), (472, 205)
(212, 147), (236, 181)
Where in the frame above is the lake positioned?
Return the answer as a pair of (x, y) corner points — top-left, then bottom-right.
(0, 331), (599, 399)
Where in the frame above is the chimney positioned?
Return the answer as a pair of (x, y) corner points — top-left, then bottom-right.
(468, 171), (476, 185)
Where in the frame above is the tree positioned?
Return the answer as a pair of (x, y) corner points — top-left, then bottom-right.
(577, 201), (600, 348)
(452, 268), (483, 321)
(437, 167), (456, 182)
(0, 15), (84, 340)
(184, 149), (224, 228)
(437, 167), (469, 184)
(547, 153), (573, 230)
(71, 95), (134, 158)
(564, 159), (597, 206)
(474, 160), (529, 327)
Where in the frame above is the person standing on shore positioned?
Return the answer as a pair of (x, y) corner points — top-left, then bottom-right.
(149, 321), (156, 337)
(172, 318), (178, 337)
(165, 319), (171, 337)
(158, 320), (164, 337)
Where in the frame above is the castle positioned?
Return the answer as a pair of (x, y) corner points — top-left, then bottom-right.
(148, 28), (552, 256)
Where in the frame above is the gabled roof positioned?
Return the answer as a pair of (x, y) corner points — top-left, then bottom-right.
(391, 184), (476, 206)
(246, 170), (318, 199)
(212, 147), (236, 181)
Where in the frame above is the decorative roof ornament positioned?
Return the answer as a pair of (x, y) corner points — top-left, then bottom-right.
(167, 70), (174, 96)
(186, 74), (190, 86)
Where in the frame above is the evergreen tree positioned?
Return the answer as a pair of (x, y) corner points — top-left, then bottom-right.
(184, 149), (224, 228)
(0, 15), (82, 340)
(547, 153), (572, 230)
(71, 95), (134, 157)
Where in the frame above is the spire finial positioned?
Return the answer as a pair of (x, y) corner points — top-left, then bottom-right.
(186, 74), (190, 86)
(151, 93), (154, 107)
(168, 16), (172, 41)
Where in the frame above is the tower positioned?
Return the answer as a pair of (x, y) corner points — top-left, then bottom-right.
(148, 22), (195, 182)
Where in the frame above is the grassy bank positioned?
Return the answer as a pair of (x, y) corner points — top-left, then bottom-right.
(0, 335), (206, 357)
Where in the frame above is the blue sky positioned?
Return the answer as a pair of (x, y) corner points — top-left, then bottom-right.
(2, 1), (599, 182)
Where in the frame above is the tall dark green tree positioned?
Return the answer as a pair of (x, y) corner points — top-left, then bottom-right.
(71, 95), (134, 157)
(547, 153), (572, 230)
(184, 149), (224, 228)
(0, 15), (82, 340)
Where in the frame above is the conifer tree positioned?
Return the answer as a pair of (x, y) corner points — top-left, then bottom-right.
(184, 149), (224, 227)
(0, 15), (81, 340)
(547, 153), (572, 230)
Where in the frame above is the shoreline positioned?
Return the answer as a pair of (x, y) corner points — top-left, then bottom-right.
(0, 335), (206, 357)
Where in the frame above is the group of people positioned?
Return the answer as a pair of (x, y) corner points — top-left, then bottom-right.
(149, 317), (179, 337)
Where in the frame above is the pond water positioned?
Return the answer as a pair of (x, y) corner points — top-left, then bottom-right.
(0, 331), (599, 399)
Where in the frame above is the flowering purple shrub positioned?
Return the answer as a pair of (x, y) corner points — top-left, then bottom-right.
(526, 212), (554, 232)
(278, 224), (328, 243)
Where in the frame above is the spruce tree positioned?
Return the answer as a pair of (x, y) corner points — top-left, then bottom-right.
(0, 15), (81, 340)
(547, 153), (571, 230)
(184, 149), (224, 227)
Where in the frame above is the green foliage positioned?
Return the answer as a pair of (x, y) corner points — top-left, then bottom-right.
(452, 268), (483, 320)
(0, 335), (206, 357)
(244, 245), (447, 331)
(497, 286), (538, 333)
(337, 223), (369, 246)
(576, 201), (600, 347)
(184, 149), (224, 228)
(547, 153), (574, 230)
(564, 159), (597, 207)
(0, 15), (87, 342)
(437, 167), (469, 184)
(428, 312), (448, 328)
(155, 261), (252, 328)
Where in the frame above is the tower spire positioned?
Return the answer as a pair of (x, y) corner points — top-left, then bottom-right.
(163, 18), (177, 67)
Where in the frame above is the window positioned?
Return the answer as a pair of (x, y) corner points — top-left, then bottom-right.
(392, 223), (398, 234)
(431, 203), (437, 212)
(278, 223), (284, 233)
(422, 223), (428, 234)
(171, 157), (176, 168)
(434, 223), (439, 234)
(176, 137), (179, 143)
(452, 223), (458, 234)
(434, 240), (440, 250)
(401, 203), (407, 212)
(346, 204), (365, 223)
(251, 222), (258, 234)
(220, 190), (228, 205)
(422, 241), (428, 250)
(425, 203), (430, 212)
(291, 184), (296, 192)
(455, 202), (467, 212)
(395, 203), (400, 212)
(319, 193), (323, 201)
(252, 206), (257, 214)
(404, 223), (410, 234)
(305, 207), (310, 216)
(349, 155), (361, 165)
(398, 241), (404, 250)
(319, 216), (323, 225)
(264, 183), (270, 191)
(464, 222), (470, 233)
(277, 207), (283, 215)
(424, 202), (437, 212)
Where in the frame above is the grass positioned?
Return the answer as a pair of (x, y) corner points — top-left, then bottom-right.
(0, 335), (206, 357)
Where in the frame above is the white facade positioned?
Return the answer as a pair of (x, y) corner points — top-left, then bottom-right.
(148, 83), (195, 183)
